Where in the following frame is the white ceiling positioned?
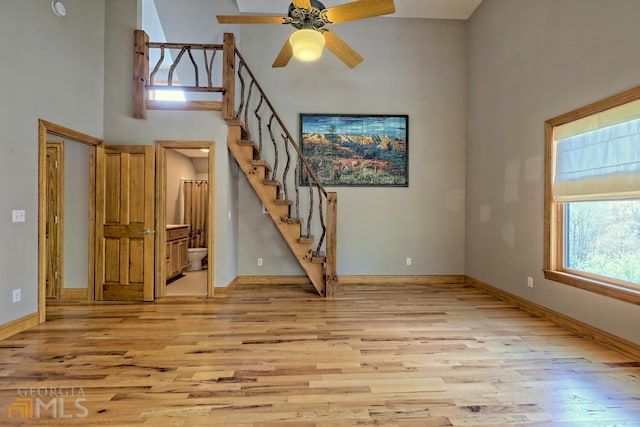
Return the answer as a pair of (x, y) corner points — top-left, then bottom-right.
(173, 148), (210, 158)
(235, 0), (484, 20)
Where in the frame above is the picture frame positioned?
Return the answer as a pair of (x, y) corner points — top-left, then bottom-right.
(299, 114), (409, 187)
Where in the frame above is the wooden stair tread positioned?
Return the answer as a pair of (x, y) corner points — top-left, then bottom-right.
(311, 251), (326, 263)
(238, 139), (257, 151)
(274, 199), (292, 206)
(263, 179), (282, 188)
(227, 119), (250, 138)
(251, 160), (272, 175)
(299, 235), (314, 244)
(282, 217), (302, 225)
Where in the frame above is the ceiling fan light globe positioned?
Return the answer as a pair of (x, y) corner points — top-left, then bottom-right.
(289, 29), (325, 62)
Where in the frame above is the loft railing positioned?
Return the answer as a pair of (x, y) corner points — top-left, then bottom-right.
(133, 31), (226, 117)
(132, 31), (337, 296)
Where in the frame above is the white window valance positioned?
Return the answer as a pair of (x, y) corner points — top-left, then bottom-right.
(554, 115), (640, 202)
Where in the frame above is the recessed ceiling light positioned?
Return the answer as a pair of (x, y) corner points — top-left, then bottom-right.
(51, 0), (66, 17)
(200, 148), (210, 153)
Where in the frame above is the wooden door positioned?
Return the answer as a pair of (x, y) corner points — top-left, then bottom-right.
(96, 145), (155, 301)
(46, 141), (63, 298)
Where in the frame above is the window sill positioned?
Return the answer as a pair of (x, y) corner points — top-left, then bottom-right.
(544, 270), (640, 305)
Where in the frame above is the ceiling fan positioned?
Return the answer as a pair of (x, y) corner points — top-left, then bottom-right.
(217, 0), (396, 68)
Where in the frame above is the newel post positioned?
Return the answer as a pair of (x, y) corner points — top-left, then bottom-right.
(133, 30), (149, 119)
(222, 33), (236, 121)
(325, 192), (338, 297)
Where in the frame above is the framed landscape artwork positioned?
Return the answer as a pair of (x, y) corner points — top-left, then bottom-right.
(300, 114), (409, 187)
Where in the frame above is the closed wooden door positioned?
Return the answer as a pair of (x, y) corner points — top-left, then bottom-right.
(46, 141), (63, 298)
(96, 145), (155, 301)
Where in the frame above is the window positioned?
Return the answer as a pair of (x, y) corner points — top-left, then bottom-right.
(544, 86), (640, 304)
(149, 88), (186, 102)
(148, 80), (186, 102)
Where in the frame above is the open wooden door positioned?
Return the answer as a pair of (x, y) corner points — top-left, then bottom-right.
(96, 145), (155, 301)
(46, 141), (64, 299)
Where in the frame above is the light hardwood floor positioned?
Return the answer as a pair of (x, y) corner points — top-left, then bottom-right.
(165, 270), (208, 296)
(1, 282), (639, 426)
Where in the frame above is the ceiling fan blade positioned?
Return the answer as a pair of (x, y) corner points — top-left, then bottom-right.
(292, 0), (312, 8)
(325, 0), (395, 24)
(272, 39), (294, 68)
(216, 15), (286, 24)
(323, 31), (363, 68)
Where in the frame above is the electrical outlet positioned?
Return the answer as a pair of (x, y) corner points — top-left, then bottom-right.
(527, 276), (534, 288)
(257, 258), (263, 267)
(12, 289), (21, 303)
(406, 257), (412, 266)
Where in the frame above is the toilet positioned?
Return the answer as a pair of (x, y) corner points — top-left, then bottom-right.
(187, 248), (208, 271)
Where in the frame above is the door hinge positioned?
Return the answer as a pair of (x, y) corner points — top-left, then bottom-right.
(54, 215), (59, 224)
(55, 160), (59, 168)
(54, 271), (59, 279)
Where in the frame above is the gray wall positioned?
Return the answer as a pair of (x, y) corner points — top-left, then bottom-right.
(165, 150), (197, 225)
(0, 0), (104, 324)
(63, 140), (90, 289)
(236, 18), (467, 276)
(466, 0), (640, 344)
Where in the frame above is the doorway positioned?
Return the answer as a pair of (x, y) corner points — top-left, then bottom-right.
(37, 120), (101, 322)
(156, 141), (215, 298)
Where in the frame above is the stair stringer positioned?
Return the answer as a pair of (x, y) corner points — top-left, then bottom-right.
(226, 121), (326, 296)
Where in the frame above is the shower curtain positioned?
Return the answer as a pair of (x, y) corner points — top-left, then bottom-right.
(183, 180), (208, 248)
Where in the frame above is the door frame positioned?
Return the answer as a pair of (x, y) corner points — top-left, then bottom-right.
(156, 141), (216, 298)
(37, 120), (102, 323)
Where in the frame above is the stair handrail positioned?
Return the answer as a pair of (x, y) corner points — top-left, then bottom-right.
(223, 34), (332, 253)
(230, 50), (328, 200)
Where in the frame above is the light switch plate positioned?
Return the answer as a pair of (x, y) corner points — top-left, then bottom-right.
(12, 210), (25, 223)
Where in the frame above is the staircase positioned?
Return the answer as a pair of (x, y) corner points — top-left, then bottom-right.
(133, 31), (337, 297)
(227, 121), (331, 295)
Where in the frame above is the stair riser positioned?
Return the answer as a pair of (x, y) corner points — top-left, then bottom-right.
(238, 144), (258, 161)
(269, 204), (290, 219)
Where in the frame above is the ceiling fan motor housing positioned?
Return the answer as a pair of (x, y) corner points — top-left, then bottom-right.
(287, 0), (332, 31)
(217, 0), (396, 68)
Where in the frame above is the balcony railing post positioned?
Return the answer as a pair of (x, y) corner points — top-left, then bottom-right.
(325, 192), (338, 297)
(133, 30), (149, 119)
(222, 33), (236, 121)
